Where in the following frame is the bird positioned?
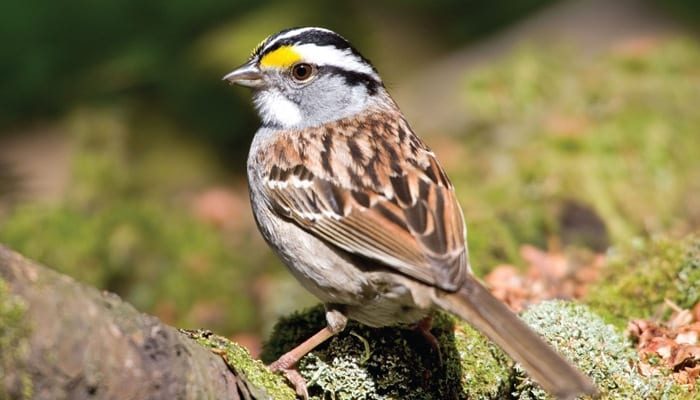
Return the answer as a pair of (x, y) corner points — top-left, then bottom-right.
(223, 27), (598, 400)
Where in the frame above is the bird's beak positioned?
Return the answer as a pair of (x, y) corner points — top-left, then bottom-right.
(222, 60), (264, 88)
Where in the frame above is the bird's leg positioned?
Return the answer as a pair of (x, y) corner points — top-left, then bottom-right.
(412, 314), (443, 365)
(269, 307), (347, 399)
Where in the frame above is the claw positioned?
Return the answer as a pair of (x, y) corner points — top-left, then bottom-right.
(269, 361), (309, 399)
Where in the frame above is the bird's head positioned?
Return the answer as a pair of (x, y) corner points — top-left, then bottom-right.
(224, 27), (388, 129)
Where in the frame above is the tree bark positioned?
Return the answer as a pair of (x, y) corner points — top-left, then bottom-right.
(0, 245), (289, 400)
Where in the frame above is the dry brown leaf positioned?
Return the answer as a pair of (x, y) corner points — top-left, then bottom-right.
(485, 243), (605, 313)
(628, 301), (700, 390)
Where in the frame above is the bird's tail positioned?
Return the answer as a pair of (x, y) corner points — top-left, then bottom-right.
(432, 276), (598, 400)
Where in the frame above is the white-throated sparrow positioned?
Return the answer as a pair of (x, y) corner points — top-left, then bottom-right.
(224, 27), (597, 399)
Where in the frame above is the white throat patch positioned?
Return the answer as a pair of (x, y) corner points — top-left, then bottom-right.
(254, 89), (302, 128)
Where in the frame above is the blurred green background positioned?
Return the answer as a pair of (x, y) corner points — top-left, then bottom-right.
(0, 0), (699, 349)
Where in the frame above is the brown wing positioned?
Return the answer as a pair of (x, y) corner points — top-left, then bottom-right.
(258, 110), (468, 291)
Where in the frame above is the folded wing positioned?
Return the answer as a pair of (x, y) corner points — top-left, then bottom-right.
(260, 112), (469, 291)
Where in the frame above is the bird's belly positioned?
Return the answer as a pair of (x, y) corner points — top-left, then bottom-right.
(251, 194), (432, 326)
(343, 273), (433, 327)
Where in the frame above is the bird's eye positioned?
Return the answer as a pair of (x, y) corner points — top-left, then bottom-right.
(291, 63), (315, 81)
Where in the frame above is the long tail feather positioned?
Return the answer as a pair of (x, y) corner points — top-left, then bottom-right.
(433, 277), (598, 400)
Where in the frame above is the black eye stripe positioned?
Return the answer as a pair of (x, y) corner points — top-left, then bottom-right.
(320, 66), (381, 95)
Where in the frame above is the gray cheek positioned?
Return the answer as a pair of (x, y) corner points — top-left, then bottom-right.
(278, 76), (302, 103)
(296, 77), (367, 125)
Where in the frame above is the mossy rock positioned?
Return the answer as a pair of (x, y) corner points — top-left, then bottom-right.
(261, 305), (512, 400)
(261, 298), (699, 399)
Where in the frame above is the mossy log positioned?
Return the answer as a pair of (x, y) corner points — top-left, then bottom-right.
(0, 245), (293, 400)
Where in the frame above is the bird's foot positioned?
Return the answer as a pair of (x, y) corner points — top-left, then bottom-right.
(269, 354), (309, 399)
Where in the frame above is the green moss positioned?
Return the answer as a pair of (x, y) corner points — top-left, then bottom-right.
(453, 39), (700, 267)
(586, 234), (700, 327)
(517, 301), (690, 400)
(262, 305), (511, 400)
(449, 314), (512, 399)
(182, 329), (295, 400)
(0, 278), (32, 400)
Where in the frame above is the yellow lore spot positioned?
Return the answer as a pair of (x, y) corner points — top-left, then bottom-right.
(260, 46), (301, 68)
